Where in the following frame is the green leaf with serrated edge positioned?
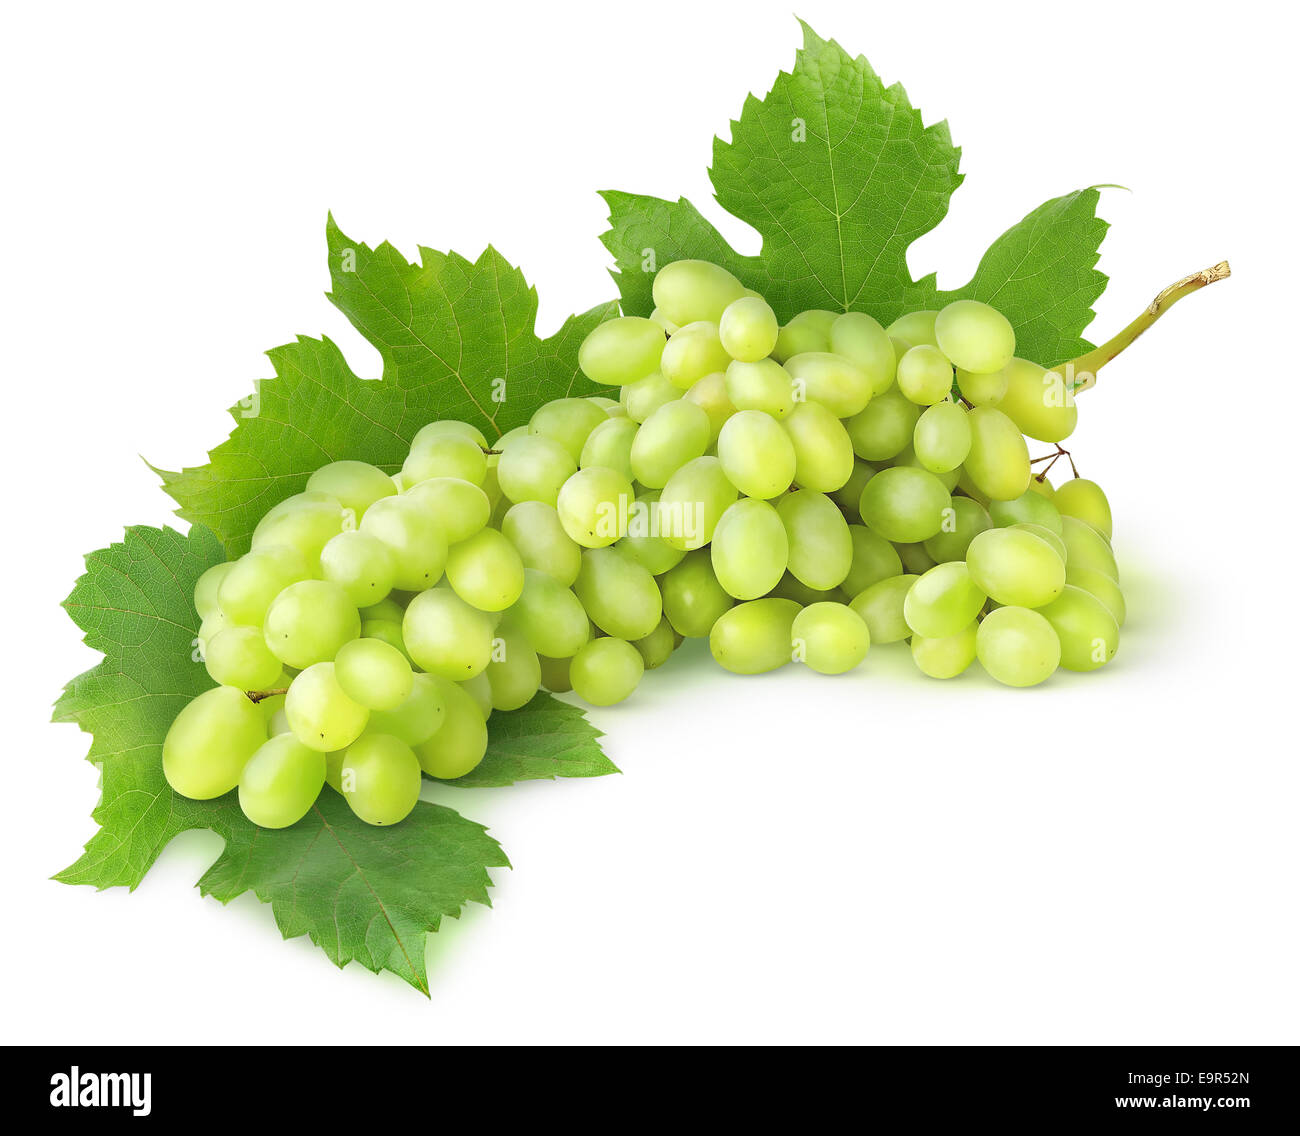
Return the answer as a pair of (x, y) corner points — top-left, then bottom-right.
(157, 219), (619, 556)
(440, 692), (619, 788)
(601, 21), (1108, 366)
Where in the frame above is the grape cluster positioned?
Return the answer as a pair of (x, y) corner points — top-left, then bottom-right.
(163, 258), (1124, 829)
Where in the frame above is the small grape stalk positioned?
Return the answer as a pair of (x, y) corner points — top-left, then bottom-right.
(166, 256), (1229, 829)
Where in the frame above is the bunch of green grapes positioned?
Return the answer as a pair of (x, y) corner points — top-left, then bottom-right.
(164, 257), (1126, 829)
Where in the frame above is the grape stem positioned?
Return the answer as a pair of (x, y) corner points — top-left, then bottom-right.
(245, 688), (288, 704)
(1030, 444), (1078, 479)
(1063, 260), (1231, 392)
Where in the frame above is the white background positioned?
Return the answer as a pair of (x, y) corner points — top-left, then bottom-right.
(2, 0), (1294, 1045)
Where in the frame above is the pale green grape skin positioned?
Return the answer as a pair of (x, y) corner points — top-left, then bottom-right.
(1010, 522), (1068, 564)
(778, 489), (853, 590)
(444, 527), (526, 610)
(976, 606), (1061, 687)
(538, 654), (573, 693)
(848, 575), (919, 644)
(996, 358), (1078, 442)
(891, 442), (960, 492)
(783, 352), (873, 417)
(501, 501), (583, 587)
(285, 662), (370, 753)
(717, 410), (797, 499)
(204, 625), (284, 689)
(620, 372), (680, 423)
(360, 596), (405, 623)
(913, 401), (971, 473)
(843, 525), (903, 595)
(238, 734), (327, 829)
(485, 630), (541, 711)
(570, 637), (645, 706)
(367, 672), (446, 746)
(403, 477), (492, 544)
(719, 295), (779, 362)
(857, 466), (951, 544)
(658, 456), (739, 551)
(634, 617), (677, 670)
(845, 388), (920, 460)
(197, 609), (231, 654)
(415, 677), (488, 779)
(262, 579), (359, 669)
(578, 316), (666, 386)
(1061, 516), (1119, 580)
(709, 598), (801, 675)
(897, 345), (955, 406)
(319, 530), (397, 607)
(831, 460), (877, 513)
(896, 541), (937, 576)
(964, 406), (1032, 501)
(403, 433), (487, 488)
(767, 572), (844, 607)
(1053, 478), (1113, 539)
(495, 434), (577, 506)
(724, 359), (795, 418)
(910, 622), (978, 679)
(217, 546), (311, 626)
(630, 399), (712, 487)
(251, 493), (346, 562)
(306, 461), (396, 520)
(618, 492), (686, 575)
(772, 310), (837, 362)
(412, 420), (489, 450)
(934, 299), (1016, 374)
(529, 397), (609, 462)
(358, 496), (448, 591)
(711, 497), (789, 600)
(1065, 565), (1126, 627)
(661, 321), (733, 390)
(966, 527), (1066, 609)
(660, 548), (735, 637)
(649, 307), (678, 335)
(511, 569), (590, 657)
(886, 310), (940, 348)
(782, 400), (855, 492)
(580, 416), (638, 482)
(574, 547), (663, 640)
(338, 734), (423, 826)
(829, 312), (896, 395)
(792, 602), (870, 675)
(652, 259), (747, 327)
(588, 396), (622, 414)
(1038, 585), (1120, 672)
(194, 561), (234, 621)
(957, 365), (1009, 407)
(163, 686), (268, 800)
(923, 496), (992, 563)
(359, 618), (410, 663)
(556, 466), (635, 548)
(334, 637), (413, 711)
(989, 490), (1063, 534)
(682, 371), (737, 443)
(903, 562), (987, 639)
(458, 670), (494, 720)
(403, 587), (496, 679)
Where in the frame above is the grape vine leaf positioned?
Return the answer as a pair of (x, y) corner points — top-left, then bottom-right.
(600, 20), (1108, 367)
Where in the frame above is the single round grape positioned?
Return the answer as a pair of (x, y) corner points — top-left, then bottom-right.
(367, 671), (446, 746)
(910, 621), (978, 679)
(306, 461), (396, 520)
(578, 316), (666, 386)
(719, 295), (779, 362)
(251, 493), (347, 561)
(923, 496), (992, 563)
(319, 530), (396, 607)
(791, 602), (870, 674)
(402, 432), (487, 488)
(724, 359), (795, 418)
(934, 299), (1015, 374)
(204, 625), (283, 689)
(913, 401), (971, 473)
(511, 569), (590, 657)
(485, 630), (541, 711)
(658, 456), (738, 550)
(163, 686), (267, 800)
(570, 637), (645, 706)
(964, 406), (1032, 501)
(966, 527), (1066, 608)
(360, 596), (405, 623)
(630, 399), (712, 488)
(996, 358), (1077, 442)
(263, 579), (360, 669)
(903, 562), (987, 639)
(360, 618), (410, 663)
(829, 312), (896, 395)
(556, 466), (635, 548)
(717, 410), (797, 499)
(1011, 522), (1068, 563)
(778, 489), (853, 590)
(848, 574), (919, 644)
(334, 637), (413, 710)
(357, 495), (448, 591)
(238, 734), (326, 828)
(338, 733), (423, 825)
(682, 371), (736, 442)
(897, 345), (955, 405)
(709, 598), (801, 674)
(783, 400), (855, 492)
(217, 545), (311, 626)
(988, 490), (1063, 534)
(194, 561), (234, 621)
(634, 617), (677, 670)
(495, 434), (577, 506)
(620, 372), (679, 423)
(956, 365), (1009, 407)
(843, 525), (903, 596)
(711, 497), (789, 600)
(444, 527), (526, 611)
(1061, 515), (1119, 580)
(538, 654), (573, 693)
(415, 677), (488, 779)
(783, 352), (873, 417)
(617, 492), (686, 575)
(403, 588), (495, 678)
(580, 416), (638, 482)
(529, 397), (609, 462)
(857, 466), (951, 543)
(976, 606), (1061, 687)
(885, 310), (939, 347)
(285, 662), (370, 753)
(1038, 585), (1120, 672)
(403, 477), (492, 543)
(652, 259), (747, 327)
(661, 321), (732, 390)
(659, 548), (734, 637)
(1053, 478), (1112, 539)
(772, 309), (837, 361)
(500, 501), (583, 586)
(573, 547), (663, 640)
(845, 387), (919, 460)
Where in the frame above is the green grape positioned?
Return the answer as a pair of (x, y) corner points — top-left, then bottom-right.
(649, 307), (678, 334)
(1061, 515), (1119, 580)
(710, 498), (789, 600)
(902, 562), (987, 639)
(411, 419), (489, 449)
(580, 416), (638, 481)
(574, 547), (663, 640)
(403, 477), (492, 543)
(262, 579), (360, 669)
(886, 310), (939, 347)
(661, 321), (732, 390)
(910, 622), (978, 679)
(529, 397), (609, 462)
(367, 672), (446, 746)
(829, 312), (897, 395)
(956, 466), (991, 506)
(238, 734), (326, 828)
(897, 345), (955, 406)
(511, 569), (590, 657)
(1038, 586), (1120, 672)
(570, 637), (645, 706)
(415, 677), (488, 779)
(843, 525), (903, 596)
(831, 460), (877, 513)
(458, 670), (494, 720)
(658, 456), (738, 550)
(913, 401), (971, 473)
(783, 352), (873, 417)
(444, 527), (526, 611)
(1053, 478), (1112, 539)
(845, 387), (919, 460)
(783, 400), (855, 492)
(338, 733), (423, 825)
(495, 434), (577, 505)
(251, 493), (347, 561)
(194, 561), (234, 621)
(767, 573), (844, 607)
(1011, 522), (1068, 563)
(285, 662), (370, 752)
(264, 696), (291, 737)
(857, 466), (951, 543)
(890, 442), (961, 492)
(357, 495), (449, 591)
(217, 545), (311, 626)
(964, 406), (1032, 501)
(360, 596), (406, 623)
(966, 527), (1066, 608)
(652, 259), (747, 326)
(403, 587), (496, 678)
(163, 686), (268, 800)
(976, 606), (1061, 687)
(538, 654), (573, 693)
(934, 299), (1016, 375)
(719, 295), (779, 362)
(620, 372), (680, 423)
(319, 530), (396, 607)
(717, 409), (797, 499)
(630, 399), (712, 487)
(896, 541), (937, 576)
(485, 630), (541, 711)
(403, 433), (487, 487)
(359, 618), (410, 663)
(923, 496), (992, 563)
(306, 460), (396, 520)
(333, 637), (413, 710)
(204, 625), (283, 689)
(772, 309), (837, 362)
(197, 609), (231, 655)
(708, 598), (801, 675)
(588, 396), (622, 414)
(634, 617), (677, 669)
(791, 602), (870, 674)
(659, 548), (734, 636)
(500, 501), (583, 586)
(988, 489), (1063, 534)
(848, 575), (918, 644)
(724, 358), (795, 418)
(1065, 564), (1126, 626)
(682, 370), (736, 443)
(556, 466), (635, 548)
(956, 365), (1009, 407)
(578, 316), (667, 386)
(996, 358), (1078, 442)
(778, 489), (853, 590)
(618, 492), (686, 575)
